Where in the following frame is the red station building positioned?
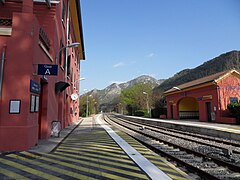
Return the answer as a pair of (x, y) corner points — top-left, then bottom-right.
(164, 69), (240, 124)
(0, 0), (85, 151)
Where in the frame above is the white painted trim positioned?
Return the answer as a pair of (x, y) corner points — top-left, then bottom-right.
(96, 114), (172, 180)
(33, 0), (60, 4)
(0, 28), (12, 36)
(38, 41), (53, 62)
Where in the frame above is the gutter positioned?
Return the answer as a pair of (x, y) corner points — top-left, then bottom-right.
(75, 0), (85, 60)
(0, 46), (6, 98)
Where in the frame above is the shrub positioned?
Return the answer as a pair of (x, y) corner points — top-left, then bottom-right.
(134, 110), (145, 117)
(227, 102), (240, 124)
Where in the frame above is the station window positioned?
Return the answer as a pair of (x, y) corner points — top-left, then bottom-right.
(230, 97), (238, 104)
(62, 1), (66, 23)
(67, 55), (71, 76)
(59, 39), (63, 66)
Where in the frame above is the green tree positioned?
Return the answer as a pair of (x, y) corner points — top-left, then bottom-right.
(79, 94), (99, 117)
(120, 83), (152, 116)
(79, 95), (87, 117)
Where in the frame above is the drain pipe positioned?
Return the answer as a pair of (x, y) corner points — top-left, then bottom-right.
(0, 46), (6, 98)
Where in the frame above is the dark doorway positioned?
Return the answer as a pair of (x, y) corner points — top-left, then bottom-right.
(38, 80), (48, 139)
(170, 105), (173, 119)
(206, 102), (212, 122)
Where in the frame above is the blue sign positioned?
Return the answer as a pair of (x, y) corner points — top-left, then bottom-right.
(38, 64), (58, 76)
(30, 80), (41, 94)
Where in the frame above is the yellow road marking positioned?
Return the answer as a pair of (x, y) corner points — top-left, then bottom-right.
(0, 166), (30, 180)
(36, 152), (148, 179)
(13, 152), (96, 180)
(0, 157), (62, 180)
(56, 147), (136, 164)
(55, 150), (141, 171)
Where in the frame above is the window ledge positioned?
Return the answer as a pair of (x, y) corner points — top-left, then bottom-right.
(38, 41), (53, 62)
(0, 27), (12, 36)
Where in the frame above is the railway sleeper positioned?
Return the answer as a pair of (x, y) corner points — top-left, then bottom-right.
(167, 150), (187, 156)
(176, 154), (195, 159)
(181, 157), (203, 164)
(195, 161), (218, 168)
(217, 173), (240, 179)
(203, 167), (229, 174)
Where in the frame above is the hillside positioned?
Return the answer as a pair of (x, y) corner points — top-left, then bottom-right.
(85, 75), (164, 111)
(154, 50), (240, 93)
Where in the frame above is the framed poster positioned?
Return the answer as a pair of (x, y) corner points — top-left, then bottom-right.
(30, 95), (35, 113)
(9, 100), (21, 114)
(35, 96), (39, 112)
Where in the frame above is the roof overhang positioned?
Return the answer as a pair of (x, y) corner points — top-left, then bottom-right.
(33, 0), (60, 7)
(214, 69), (240, 83)
(164, 82), (215, 96)
(55, 81), (70, 94)
(164, 69), (240, 96)
(70, 0), (85, 60)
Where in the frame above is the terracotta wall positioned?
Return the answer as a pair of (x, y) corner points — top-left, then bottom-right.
(0, 1), (81, 151)
(166, 85), (218, 122)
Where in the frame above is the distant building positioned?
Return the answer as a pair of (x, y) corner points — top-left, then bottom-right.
(0, 0), (85, 151)
(164, 69), (240, 124)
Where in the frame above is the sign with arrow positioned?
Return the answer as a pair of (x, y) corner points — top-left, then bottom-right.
(38, 64), (58, 76)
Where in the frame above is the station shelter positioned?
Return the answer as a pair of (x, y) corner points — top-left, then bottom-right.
(164, 69), (240, 124)
(0, 0), (85, 151)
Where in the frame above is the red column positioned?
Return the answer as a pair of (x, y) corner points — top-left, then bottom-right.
(22, 0), (33, 13)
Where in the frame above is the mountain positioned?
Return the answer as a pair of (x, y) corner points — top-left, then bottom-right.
(154, 50), (240, 93)
(85, 75), (165, 111)
(83, 50), (240, 113)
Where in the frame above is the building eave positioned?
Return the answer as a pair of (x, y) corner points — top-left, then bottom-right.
(164, 81), (215, 96)
(70, 0), (85, 60)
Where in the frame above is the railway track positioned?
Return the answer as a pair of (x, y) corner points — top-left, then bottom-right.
(103, 114), (240, 180)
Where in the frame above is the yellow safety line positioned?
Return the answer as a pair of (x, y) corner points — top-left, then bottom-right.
(13, 152), (96, 180)
(0, 157), (62, 180)
(59, 144), (124, 153)
(0, 166), (30, 180)
(56, 147), (134, 163)
(55, 150), (142, 171)
(60, 143), (121, 151)
(36, 152), (148, 179)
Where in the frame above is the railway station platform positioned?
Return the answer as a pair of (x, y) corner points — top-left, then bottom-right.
(121, 115), (240, 141)
(0, 115), (190, 180)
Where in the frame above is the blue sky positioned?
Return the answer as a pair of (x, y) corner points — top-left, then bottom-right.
(80, 0), (240, 93)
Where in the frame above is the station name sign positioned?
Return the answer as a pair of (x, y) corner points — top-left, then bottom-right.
(38, 64), (58, 76)
(30, 80), (41, 94)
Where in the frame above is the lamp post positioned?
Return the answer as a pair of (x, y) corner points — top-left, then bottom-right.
(55, 42), (80, 64)
(143, 91), (151, 117)
(73, 77), (85, 93)
(86, 94), (92, 117)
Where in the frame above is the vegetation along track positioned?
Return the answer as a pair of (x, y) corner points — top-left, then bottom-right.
(103, 114), (240, 180)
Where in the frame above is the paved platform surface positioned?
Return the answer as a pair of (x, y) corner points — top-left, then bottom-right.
(122, 115), (240, 141)
(0, 116), (189, 179)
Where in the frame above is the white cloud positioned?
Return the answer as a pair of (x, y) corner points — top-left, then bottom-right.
(113, 62), (125, 68)
(146, 53), (156, 58)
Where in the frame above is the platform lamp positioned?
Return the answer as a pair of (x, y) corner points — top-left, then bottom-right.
(143, 91), (151, 118)
(55, 42), (80, 64)
(54, 42), (80, 95)
(73, 77), (86, 90)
